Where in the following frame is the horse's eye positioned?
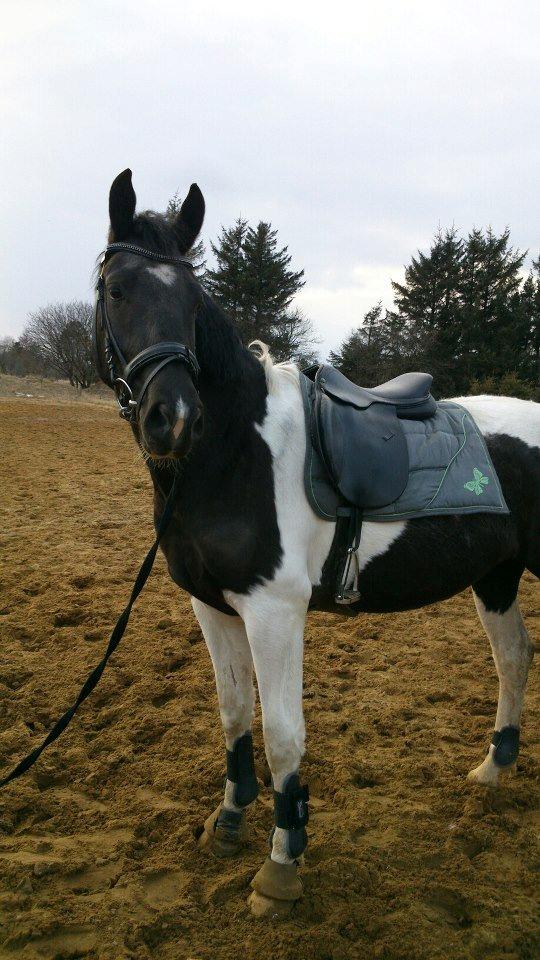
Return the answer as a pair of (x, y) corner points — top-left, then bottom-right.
(108, 287), (123, 301)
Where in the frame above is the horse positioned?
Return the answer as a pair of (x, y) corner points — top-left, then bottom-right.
(94, 169), (539, 918)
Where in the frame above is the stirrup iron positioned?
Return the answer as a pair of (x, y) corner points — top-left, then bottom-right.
(335, 507), (363, 605)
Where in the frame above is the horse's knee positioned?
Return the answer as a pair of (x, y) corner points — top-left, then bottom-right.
(219, 693), (254, 747)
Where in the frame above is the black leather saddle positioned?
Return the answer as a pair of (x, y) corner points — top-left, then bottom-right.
(304, 364), (437, 510)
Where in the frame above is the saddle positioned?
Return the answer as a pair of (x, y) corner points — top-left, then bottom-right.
(301, 364), (437, 605)
(300, 364), (507, 607)
(304, 364), (437, 511)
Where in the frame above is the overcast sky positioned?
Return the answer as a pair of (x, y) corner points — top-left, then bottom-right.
(1, 1), (539, 357)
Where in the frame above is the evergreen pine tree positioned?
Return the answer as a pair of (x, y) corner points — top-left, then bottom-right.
(392, 228), (463, 333)
(206, 218), (315, 362)
(385, 226), (527, 395)
(329, 304), (389, 384)
(205, 219), (249, 323)
(513, 257), (540, 391)
(458, 227), (525, 384)
(390, 227), (465, 394)
(240, 222), (305, 343)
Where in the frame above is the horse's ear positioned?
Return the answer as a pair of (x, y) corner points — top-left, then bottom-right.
(109, 169), (136, 240)
(173, 184), (205, 252)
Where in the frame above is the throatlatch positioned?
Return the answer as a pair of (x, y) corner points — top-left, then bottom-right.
(225, 732), (259, 807)
(273, 773), (309, 859)
(492, 726), (520, 767)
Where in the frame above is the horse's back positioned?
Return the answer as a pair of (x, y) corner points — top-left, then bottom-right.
(451, 393), (540, 450)
(444, 393), (540, 579)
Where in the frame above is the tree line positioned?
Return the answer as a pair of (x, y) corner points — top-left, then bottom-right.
(330, 228), (539, 400)
(1, 206), (538, 399)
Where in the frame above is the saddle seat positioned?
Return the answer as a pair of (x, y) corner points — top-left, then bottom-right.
(303, 364), (437, 511)
(315, 366), (436, 419)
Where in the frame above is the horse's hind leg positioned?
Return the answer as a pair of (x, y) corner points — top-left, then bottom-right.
(468, 561), (534, 786)
(192, 598), (258, 855)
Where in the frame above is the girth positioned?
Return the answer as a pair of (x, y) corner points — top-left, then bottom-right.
(94, 242), (200, 422)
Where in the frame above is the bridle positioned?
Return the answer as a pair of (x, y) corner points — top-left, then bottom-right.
(95, 242), (200, 423)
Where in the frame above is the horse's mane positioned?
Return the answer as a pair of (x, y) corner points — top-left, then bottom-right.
(197, 291), (263, 385)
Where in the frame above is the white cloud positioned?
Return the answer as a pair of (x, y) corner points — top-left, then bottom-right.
(297, 264), (404, 358)
(1, 0), (539, 350)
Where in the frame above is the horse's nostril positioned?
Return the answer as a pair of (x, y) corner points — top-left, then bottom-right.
(145, 402), (171, 438)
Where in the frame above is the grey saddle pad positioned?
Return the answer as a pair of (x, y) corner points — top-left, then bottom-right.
(300, 373), (509, 522)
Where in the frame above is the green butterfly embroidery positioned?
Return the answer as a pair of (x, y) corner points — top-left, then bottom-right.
(464, 467), (490, 496)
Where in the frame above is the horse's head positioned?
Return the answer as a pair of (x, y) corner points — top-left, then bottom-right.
(95, 169), (205, 459)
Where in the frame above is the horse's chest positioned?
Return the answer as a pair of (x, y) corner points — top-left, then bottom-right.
(160, 497), (282, 613)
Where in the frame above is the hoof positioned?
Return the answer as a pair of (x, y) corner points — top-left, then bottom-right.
(467, 753), (500, 787)
(198, 803), (248, 857)
(248, 891), (294, 920)
(249, 857), (302, 918)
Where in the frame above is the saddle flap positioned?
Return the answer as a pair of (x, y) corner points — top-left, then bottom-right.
(315, 365), (372, 408)
(313, 392), (409, 509)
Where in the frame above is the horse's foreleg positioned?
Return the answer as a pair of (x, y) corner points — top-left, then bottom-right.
(241, 594), (308, 918)
(468, 589), (534, 787)
(191, 598), (258, 856)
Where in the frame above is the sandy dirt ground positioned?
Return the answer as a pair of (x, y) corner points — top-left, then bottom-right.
(0, 394), (538, 960)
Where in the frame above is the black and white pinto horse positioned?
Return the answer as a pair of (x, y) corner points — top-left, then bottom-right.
(95, 171), (539, 917)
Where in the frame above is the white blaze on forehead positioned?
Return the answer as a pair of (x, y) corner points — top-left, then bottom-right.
(146, 264), (177, 286)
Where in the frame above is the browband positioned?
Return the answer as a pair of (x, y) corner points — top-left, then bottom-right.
(104, 242), (196, 268)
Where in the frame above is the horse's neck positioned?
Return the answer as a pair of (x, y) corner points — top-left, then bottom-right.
(195, 363), (268, 461)
(149, 294), (269, 496)
(194, 294), (269, 462)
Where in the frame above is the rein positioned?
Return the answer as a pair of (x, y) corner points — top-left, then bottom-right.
(95, 242), (199, 423)
(1, 243), (199, 789)
(0, 473), (178, 789)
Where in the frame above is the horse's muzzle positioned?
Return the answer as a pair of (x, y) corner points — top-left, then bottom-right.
(141, 402), (204, 458)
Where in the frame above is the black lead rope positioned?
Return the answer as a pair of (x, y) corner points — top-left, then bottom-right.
(0, 473), (178, 789)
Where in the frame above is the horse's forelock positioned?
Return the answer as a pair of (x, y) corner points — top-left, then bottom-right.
(116, 211), (180, 257)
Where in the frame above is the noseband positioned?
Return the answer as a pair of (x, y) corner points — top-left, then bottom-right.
(95, 242), (200, 423)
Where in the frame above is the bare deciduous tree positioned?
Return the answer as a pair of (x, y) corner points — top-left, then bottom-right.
(25, 301), (96, 389)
